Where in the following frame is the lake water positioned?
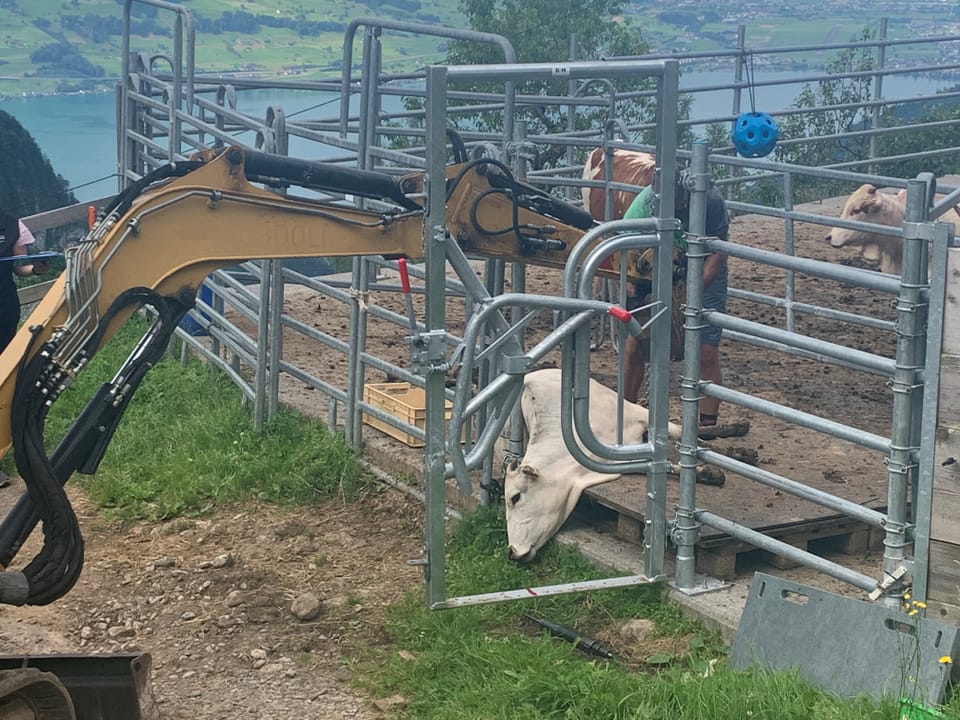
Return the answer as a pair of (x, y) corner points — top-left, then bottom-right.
(0, 70), (952, 202)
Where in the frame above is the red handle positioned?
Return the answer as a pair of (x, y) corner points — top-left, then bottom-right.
(397, 258), (411, 293)
(607, 305), (632, 323)
(87, 205), (95, 230)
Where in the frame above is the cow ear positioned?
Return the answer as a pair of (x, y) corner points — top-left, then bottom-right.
(520, 464), (540, 480)
(866, 185), (877, 195)
(508, 459), (519, 472)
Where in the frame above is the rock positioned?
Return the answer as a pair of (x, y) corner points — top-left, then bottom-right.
(107, 626), (136, 638)
(224, 590), (245, 608)
(151, 557), (177, 569)
(259, 663), (284, 674)
(250, 648), (267, 660)
(180, 611), (197, 621)
(80, 626), (93, 640)
(252, 659), (267, 670)
(618, 618), (656, 643)
(290, 593), (322, 621)
(211, 554), (234, 569)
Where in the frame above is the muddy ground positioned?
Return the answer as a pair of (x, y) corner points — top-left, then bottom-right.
(0, 190), (912, 718)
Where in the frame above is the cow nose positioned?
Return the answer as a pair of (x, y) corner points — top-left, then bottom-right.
(824, 233), (832, 244)
(507, 546), (533, 564)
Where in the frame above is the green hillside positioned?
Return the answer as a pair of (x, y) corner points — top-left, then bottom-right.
(0, 0), (468, 97)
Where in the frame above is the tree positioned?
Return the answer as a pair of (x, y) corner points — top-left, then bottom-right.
(769, 28), (878, 202)
(428, 0), (671, 169)
(0, 111), (77, 248)
(876, 96), (960, 179)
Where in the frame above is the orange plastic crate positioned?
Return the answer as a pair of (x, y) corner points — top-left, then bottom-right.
(362, 383), (456, 448)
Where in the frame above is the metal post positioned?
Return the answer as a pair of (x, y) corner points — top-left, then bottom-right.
(882, 179), (928, 605)
(869, 18), (888, 171)
(912, 219), (952, 603)
(732, 26), (746, 121)
(253, 259), (272, 430)
(674, 142), (709, 591)
(344, 254), (364, 446)
(783, 171), (796, 332)
(357, 27), (376, 170)
(565, 34), (578, 201)
(644, 59), (681, 581)
(267, 110), (289, 422)
(365, 27), (383, 169)
(508, 120), (529, 466)
(347, 31), (383, 440)
(424, 65), (450, 608)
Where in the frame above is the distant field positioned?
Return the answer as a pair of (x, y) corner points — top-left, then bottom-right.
(630, 10), (958, 68)
(0, 1), (956, 97)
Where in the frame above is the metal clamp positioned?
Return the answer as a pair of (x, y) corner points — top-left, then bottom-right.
(868, 564), (908, 602)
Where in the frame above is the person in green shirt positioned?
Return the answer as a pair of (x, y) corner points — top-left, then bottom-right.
(621, 172), (729, 431)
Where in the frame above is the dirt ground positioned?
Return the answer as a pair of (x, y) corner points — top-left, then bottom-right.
(0, 190), (912, 717)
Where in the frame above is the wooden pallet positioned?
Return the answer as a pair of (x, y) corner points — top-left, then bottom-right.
(584, 471), (886, 579)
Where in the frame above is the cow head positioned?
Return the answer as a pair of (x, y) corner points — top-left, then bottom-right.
(825, 184), (905, 271)
(503, 460), (582, 563)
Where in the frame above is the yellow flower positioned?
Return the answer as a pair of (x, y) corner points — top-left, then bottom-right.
(915, 601), (927, 609)
(940, 656), (953, 664)
(909, 609), (919, 616)
(905, 592), (912, 600)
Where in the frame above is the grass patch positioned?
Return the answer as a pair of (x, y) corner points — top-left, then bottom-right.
(357, 505), (911, 720)
(40, 315), (369, 520)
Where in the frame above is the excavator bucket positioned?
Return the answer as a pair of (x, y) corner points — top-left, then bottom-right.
(0, 653), (158, 719)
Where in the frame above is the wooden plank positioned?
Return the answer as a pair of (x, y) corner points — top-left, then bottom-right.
(942, 247), (960, 356)
(931, 427), (960, 545)
(16, 280), (55, 305)
(926, 539), (960, 607)
(819, 527), (876, 555)
(615, 514), (643, 544)
(925, 600), (960, 627)
(586, 469), (886, 541)
(938, 354), (960, 427)
(21, 199), (111, 234)
(695, 548), (737, 579)
(760, 538), (806, 569)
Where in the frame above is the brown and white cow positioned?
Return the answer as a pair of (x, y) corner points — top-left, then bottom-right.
(825, 183), (959, 276)
(501, 368), (680, 563)
(581, 147), (657, 222)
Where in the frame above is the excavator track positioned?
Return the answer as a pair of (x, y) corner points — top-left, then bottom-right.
(0, 654), (156, 719)
(0, 668), (74, 719)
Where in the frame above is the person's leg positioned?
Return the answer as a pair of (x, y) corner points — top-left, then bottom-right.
(623, 335), (647, 404)
(699, 341), (721, 425)
(699, 267), (727, 426)
(622, 282), (650, 405)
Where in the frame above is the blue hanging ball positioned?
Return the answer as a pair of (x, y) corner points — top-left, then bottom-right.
(732, 111), (779, 158)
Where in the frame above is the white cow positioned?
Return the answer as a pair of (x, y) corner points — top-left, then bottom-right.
(825, 183), (959, 275)
(502, 368), (681, 563)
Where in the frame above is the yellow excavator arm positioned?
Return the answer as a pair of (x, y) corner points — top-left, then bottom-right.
(0, 146), (426, 456)
(0, 143), (650, 610)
